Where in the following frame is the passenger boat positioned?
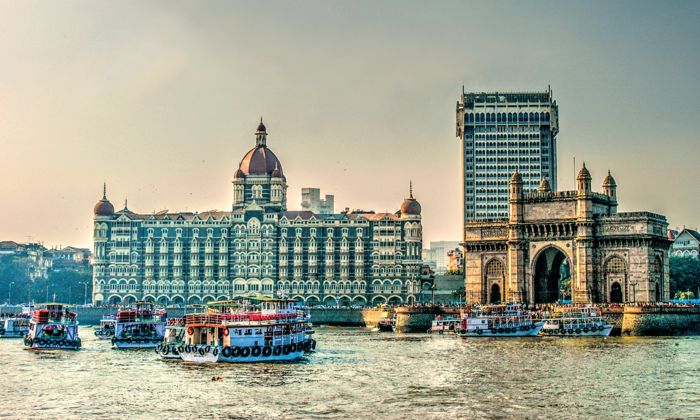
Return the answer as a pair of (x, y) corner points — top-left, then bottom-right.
(177, 298), (316, 363)
(111, 302), (166, 349)
(427, 316), (463, 334)
(0, 304), (33, 338)
(540, 306), (614, 337)
(155, 318), (187, 360)
(24, 303), (81, 350)
(94, 315), (116, 339)
(458, 303), (544, 337)
(377, 315), (395, 332)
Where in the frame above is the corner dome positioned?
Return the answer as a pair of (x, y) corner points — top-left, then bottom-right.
(577, 163), (592, 180)
(603, 170), (616, 187)
(234, 169), (245, 179)
(400, 183), (421, 216)
(271, 163), (282, 178)
(538, 177), (552, 193)
(94, 184), (114, 216)
(510, 170), (523, 184)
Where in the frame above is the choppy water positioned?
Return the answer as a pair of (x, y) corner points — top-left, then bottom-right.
(1, 327), (698, 419)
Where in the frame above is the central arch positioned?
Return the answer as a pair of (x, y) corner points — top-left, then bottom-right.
(532, 246), (571, 304)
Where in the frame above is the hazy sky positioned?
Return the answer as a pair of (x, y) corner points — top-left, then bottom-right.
(1, 1), (699, 250)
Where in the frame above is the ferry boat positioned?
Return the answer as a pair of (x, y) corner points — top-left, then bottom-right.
(155, 318), (187, 360)
(178, 298), (316, 363)
(540, 306), (614, 337)
(427, 316), (462, 334)
(0, 304), (33, 338)
(94, 315), (116, 339)
(24, 303), (81, 350)
(376, 315), (395, 332)
(458, 303), (544, 337)
(111, 302), (166, 349)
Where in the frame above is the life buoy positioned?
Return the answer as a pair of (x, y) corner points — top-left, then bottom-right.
(252, 346), (262, 357)
(223, 327), (229, 336)
(232, 347), (241, 357)
(240, 347), (251, 357)
(282, 345), (291, 355)
(263, 346), (272, 357)
(167, 319), (174, 326)
(179, 318), (185, 326)
(273, 346), (282, 356)
(222, 346), (232, 358)
(187, 327), (194, 335)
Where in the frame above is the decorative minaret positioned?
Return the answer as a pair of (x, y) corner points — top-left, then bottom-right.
(602, 170), (618, 215)
(575, 163), (594, 304)
(255, 117), (267, 146)
(508, 170), (525, 303)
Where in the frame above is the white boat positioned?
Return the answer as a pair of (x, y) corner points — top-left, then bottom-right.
(24, 303), (81, 350)
(94, 315), (116, 339)
(155, 323), (187, 360)
(178, 297), (316, 363)
(0, 304), (34, 338)
(540, 306), (614, 337)
(427, 316), (462, 334)
(111, 302), (166, 349)
(458, 303), (544, 337)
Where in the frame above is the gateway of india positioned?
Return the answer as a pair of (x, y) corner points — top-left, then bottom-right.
(462, 165), (672, 305)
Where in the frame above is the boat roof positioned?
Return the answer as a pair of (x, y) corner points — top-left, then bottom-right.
(35, 303), (72, 307)
(207, 297), (299, 305)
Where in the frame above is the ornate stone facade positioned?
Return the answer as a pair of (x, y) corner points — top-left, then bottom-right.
(92, 122), (424, 307)
(462, 165), (671, 304)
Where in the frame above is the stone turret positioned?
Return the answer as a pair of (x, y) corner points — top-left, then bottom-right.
(603, 170), (618, 215)
(509, 169), (524, 223)
(538, 177), (552, 193)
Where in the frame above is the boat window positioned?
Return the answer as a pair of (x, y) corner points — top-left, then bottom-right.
(255, 329), (262, 334)
(245, 329), (252, 335)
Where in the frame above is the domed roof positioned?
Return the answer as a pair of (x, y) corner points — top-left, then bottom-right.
(94, 184), (114, 216)
(538, 177), (552, 193)
(271, 163), (282, 178)
(400, 183), (421, 216)
(256, 121), (266, 133)
(239, 146), (284, 177)
(603, 170), (616, 187)
(510, 169), (523, 184)
(577, 163), (592, 180)
(234, 168), (245, 179)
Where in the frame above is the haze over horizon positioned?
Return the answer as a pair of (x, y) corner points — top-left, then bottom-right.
(1, 1), (699, 250)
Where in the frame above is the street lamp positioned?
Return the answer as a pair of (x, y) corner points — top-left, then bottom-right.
(630, 281), (639, 304)
(46, 284), (54, 303)
(80, 282), (88, 306)
(8, 282), (14, 306)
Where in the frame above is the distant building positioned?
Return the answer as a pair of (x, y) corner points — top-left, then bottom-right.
(456, 88), (559, 220)
(92, 121), (425, 307)
(425, 241), (461, 274)
(670, 229), (700, 259)
(422, 248), (437, 272)
(301, 188), (334, 215)
(0, 241), (89, 278)
(446, 248), (463, 272)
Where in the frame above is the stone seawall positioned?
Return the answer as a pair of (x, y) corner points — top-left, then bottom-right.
(309, 309), (383, 327)
(621, 307), (700, 336)
(602, 309), (624, 336)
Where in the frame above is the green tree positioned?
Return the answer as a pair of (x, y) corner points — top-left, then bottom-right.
(669, 257), (700, 298)
(445, 269), (463, 275)
(452, 286), (466, 302)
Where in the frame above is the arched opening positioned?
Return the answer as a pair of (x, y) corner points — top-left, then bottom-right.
(306, 296), (320, 307)
(339, 297), (351, 307)
(611, 282), (623, 303)
(387, 296), (402, 306)
(605, 256), (627, 303)
(655, 282), (660, 302)
(172, 296), (184, 306)
(533, 247), (571, 304)
(123, 295), (136, 304)
(109, 295), (122, 306)
(484, 259), (505, 304)
(490, 284), (501, 304)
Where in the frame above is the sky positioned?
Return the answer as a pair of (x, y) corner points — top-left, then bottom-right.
(1, 1), (699, 250)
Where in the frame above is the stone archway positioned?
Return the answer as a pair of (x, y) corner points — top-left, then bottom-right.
(532, 247), (571, 304)
(490, 284), (501, 304)
(610, 282), (623, 303)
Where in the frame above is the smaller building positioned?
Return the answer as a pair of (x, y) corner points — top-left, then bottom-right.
(670, 228), (700, 259)
(301, 188), (334, 214)
(447, 248), (463, 273)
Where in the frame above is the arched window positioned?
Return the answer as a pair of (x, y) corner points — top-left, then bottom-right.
(606, 257), (626, 273)
(486, 259), (505, 276)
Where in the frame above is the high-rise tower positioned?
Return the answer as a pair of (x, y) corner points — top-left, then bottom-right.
(456, 88), (559, 221)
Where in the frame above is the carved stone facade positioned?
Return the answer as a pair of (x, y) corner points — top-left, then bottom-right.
(462, 165), (671, 304)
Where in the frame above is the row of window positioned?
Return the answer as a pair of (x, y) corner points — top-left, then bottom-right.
(465, 112), (552, 123)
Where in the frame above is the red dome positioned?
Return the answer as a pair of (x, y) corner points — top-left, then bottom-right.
(94, 198), (114, 216)
(239, 146), (284, 177)
(401, 198), (421, 215)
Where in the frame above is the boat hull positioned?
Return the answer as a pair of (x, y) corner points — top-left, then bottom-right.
(94, 330), (115, 339)
(459, 322), (544, 337)
(112, 336), (163, 349)
(540, 325), (613, 337)
(177, 340), (316, 363)
(24, 337), (81, 350)
(0, 330), (28, 339)
(155, 343), (182, 360)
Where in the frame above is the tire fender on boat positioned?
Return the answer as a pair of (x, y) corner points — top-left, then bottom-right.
(222, 346), (232, 358)
(240, 347), (251, 357)
(282, 345), (291, 355)
(232, 347), (241, 357)
(273, 346), (282, 356)
(252, 346), (262, 357)
(263, 346), (272, 357)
